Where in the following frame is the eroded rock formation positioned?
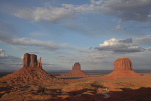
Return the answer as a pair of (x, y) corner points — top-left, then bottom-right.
(114, 58), (132, 70)
(0, 53), (56, 83)
(72, 62), (81, 71)
(61, 62), (90, 77)
(103, 58), (143, 79)
(23, 53), (38, 68)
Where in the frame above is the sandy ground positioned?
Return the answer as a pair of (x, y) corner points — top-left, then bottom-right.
(0, 73), (151, 101)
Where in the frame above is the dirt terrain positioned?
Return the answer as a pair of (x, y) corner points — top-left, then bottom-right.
(0, 73), (151, 101)
(0, 54), (151, 101)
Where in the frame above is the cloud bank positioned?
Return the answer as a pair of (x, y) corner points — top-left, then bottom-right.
(0, 49), (22, 70)
(0, 30), (74, 51)
(95, 38), (145, 53)
(133, 35), (151, 45)
(0, 49), (8, 57)
(13, 0), (151, 22)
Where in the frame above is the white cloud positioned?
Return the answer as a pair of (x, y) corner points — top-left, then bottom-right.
(0, 49), (5, 52)
(0, 49), (8, 57)
(12, 37), (59, 49)
(95, 38), (145, 53)
(14, 4), (92, 22)
(0, 37), (74, 51)
(112, 25), (126, 31)
(91, 0), (103, 5)
(116, 25), (123, 30)
(0, 49), (22, 70)
(13, 0), (151, 22)
(0, 52), (8, 57)
(94, 0), (151, 21)
(0, 22), (73, 51)
(99, 38), (132, 47)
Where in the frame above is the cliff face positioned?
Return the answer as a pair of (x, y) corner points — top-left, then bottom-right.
(0, 53), (55, 83)
(23, 53), (42, 68)
(61, 62), (90, 77)
(72, 62), (81, 71)
(114, 58), (132, 70)
(103, 58), (143, 79)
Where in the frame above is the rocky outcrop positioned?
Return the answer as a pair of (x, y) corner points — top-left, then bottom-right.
(23, 53), (43, 69)
(72, 62), (81, 70)
(61, 62), (90, 77)
(103, 58), (143, 79)
(114, 58), (132, 70)
(23, 53), (39, 68)
(0, 53), (56, 83)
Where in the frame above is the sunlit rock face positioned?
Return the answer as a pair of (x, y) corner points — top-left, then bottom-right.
(23, 53), (42, 69)
(114, 58), (132, 70)
(72, 62), (81, 71)
(0, 53), (56, 83)
(103, 58), (143, 79)
(61, 62), (90, 77)
(23, 53), (38, 68)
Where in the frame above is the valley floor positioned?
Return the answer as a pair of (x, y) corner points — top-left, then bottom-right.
(0, 73), (151, 101)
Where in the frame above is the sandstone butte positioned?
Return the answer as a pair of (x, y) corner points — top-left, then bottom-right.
(102, 58), (143, 79)
(0, 53), (56, 83)
(61, 62), (90, 77)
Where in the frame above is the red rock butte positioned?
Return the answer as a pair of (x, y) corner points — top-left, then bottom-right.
(61, 62), (90, 77)
(0, 53), (56, 83)
(103, 58), (143, 79)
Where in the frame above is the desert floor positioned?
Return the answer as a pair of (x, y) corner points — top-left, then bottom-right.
(0, 72), (151, 101)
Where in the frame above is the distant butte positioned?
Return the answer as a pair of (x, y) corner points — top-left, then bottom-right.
(61, 62), (90, 77)
(0, 53), (56, 83)
(103, 58), (143, 79)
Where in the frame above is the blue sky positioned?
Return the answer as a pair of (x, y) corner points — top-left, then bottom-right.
(0, 0), (151, 71)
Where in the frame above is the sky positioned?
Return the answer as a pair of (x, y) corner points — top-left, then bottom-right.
(0, 0), (151, 71)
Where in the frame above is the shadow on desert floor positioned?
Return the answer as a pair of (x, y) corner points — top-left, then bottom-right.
(60, 77), (84, 80)
(26, 87), (151, 101)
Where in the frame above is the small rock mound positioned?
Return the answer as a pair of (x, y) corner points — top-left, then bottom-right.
(0, 53), (56, 83)
(61, 62), (90, 77)
(103, 58), (143, 79)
